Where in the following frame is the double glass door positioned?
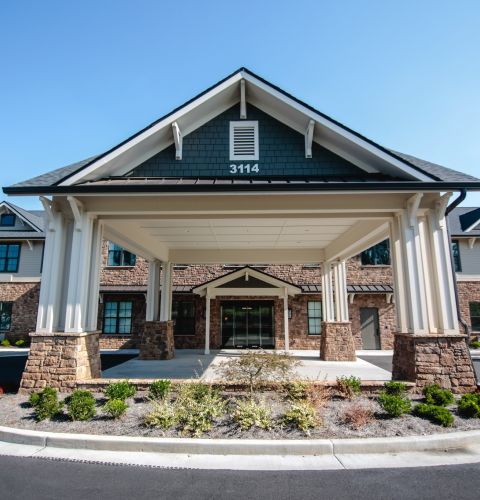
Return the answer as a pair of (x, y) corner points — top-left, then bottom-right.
(221, 301), (274, 348)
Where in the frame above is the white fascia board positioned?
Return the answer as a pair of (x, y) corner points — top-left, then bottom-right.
(242, 72), (434, 182)
(59, 73), (244, 186)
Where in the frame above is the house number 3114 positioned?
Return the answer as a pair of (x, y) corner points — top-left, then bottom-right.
(229, 164), (260, 174)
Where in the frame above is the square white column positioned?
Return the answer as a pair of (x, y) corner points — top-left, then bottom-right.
(321, 262), (334, 322)
(146, 259), (161, 321)
(160, 261), (173, 321)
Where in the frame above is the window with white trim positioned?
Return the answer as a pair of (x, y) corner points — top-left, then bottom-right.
(307, 301), (322, 335)
(229, 121), (259, 161)
(470, 302), (480, 332)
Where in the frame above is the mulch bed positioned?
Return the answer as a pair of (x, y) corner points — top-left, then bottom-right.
(1, 392), (480, 439)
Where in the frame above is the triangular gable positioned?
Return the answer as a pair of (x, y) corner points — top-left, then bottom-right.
(460, 208), (480, 233)
(54, 68), (436, 186)
(193, 266), (301, 296)
(0, 201), (44, 232)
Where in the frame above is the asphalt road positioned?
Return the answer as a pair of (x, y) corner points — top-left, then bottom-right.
(0, 455), (479, 500)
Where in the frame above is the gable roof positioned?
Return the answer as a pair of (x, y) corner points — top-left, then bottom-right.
(0, 201), (45, 239)
(4, 67), (480, 195)
(448, 207), (480, 237)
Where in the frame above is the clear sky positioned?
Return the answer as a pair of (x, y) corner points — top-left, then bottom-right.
(1, 0), (479, 209)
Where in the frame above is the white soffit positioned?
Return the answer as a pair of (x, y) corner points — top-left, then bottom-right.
(59, 69), (434, 186)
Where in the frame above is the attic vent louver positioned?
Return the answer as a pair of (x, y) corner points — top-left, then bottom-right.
(230, 121), (259, 161)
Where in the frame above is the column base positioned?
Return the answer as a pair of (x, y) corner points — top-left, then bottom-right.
(19, 331), (101, 393)
(392, 332), (477, 394)
(139, 321), (175, 360)
(320, 321), (356, 361)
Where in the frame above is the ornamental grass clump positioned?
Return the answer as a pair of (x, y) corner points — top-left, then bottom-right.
(102, 398), (128, 419)
(104, 381), (136, 401)
(282, 401), (318, 433)
(234, 399), (273, 431)
(215, 350), (299, 397)
(336, 376), (362, 399)
(413, 403), (454, 427)
(423, 384), (454, 407)
(29, 387), (63, 421)
(148, 380), (172, 401)
(457, 393), (480, 418)
(66, 390), (96, 421)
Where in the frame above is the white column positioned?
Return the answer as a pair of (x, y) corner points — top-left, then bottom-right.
(160, 261), (173, 321)
(321, 262), (334, 322)
(205, 288), (211, 355)
(283, 287), (290, 352)
(146, 259), (161, 321)
(36, 205), (67, 333)
(390, 215), (409, 333)
(64, 211), (96, 333)
(333, 260), (349, 322)
(86, 219), (104, 331)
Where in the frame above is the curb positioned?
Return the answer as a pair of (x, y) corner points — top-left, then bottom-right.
(1, 426), (480, 456)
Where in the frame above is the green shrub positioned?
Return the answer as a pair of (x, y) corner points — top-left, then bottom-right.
(144, 400), (177, 429)
(104, 381), (136, 401)
(14, 339), (26, 348)
(336, 376), (362, 399)
(66, 390), (96, 421)
(29, 387), (63, 421)
(413, 403), (454, 427)
(1, 339), (11, 347)
(102, 398), (128, 419)
(457, 393), (480, 418)
(423, 384), (454, 407)
(175, 384), (226, 436)
(285, 381), (308, 401)
(378, 392), (411, 418)
(282, 401), (318, 433)
(234, 399), (272, 430)
(470, 340), (480, 349)
(384, 381), (408, 397)
(148, 380), (172, 400)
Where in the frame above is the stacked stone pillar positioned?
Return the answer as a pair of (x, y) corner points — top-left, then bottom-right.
(391, 195), (476, 393)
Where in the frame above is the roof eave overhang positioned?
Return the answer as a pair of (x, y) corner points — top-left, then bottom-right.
(5, 181), (480, 196)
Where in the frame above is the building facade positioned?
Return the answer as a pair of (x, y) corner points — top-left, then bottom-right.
(3, 68), (480, 392)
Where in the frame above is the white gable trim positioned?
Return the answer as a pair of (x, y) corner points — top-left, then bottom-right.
(58, 69), (435, 186)
(0, 202), (43, 232)
(193, 266), (301, 296)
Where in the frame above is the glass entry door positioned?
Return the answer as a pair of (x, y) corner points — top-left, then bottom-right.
(221, 301), (274, 348)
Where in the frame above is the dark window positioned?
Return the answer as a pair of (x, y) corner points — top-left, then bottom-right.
(0, 214), (15, 226)
(107, 242), (136, 267)
(172, 300), (195, 336)
(103, 301), (133, 334)
(452, 240), (462, 272)
(0, 243), (21, 273)
(470, 302), (480, 332)
(0, 302), (13, 331)
(361, 240), (390, 266)
(307, 301), (322, 335)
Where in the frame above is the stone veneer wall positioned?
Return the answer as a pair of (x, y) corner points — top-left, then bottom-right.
(457, 281), (480, 338)
(139, 321), (175, 360)
(0, 282), (39, 343)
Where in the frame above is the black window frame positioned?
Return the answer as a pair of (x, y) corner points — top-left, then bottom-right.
(102, 300), (133, 334)
(0, 214), (15, 227)
(172, 299), (196, 336)
(469, 302), (480, 332)
(0, 302), (13, 331)
(451, 240), (462, 272)
(361, 239), (391, 266)
(107, 242), (136, 267)
(307, 300), (322, 335)
(0, 243), (21, 273)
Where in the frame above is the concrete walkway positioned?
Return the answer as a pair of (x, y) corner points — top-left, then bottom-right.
(101, 349), (392, 381)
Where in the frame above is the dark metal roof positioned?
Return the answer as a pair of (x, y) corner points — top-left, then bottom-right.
(299, 284), (393, 293)
(448, 207), (480, 237)
(100, 285), (194, 293)
(3, 68), (480, 194)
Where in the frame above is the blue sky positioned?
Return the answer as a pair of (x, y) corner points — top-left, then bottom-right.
(1, 0), (479, 209)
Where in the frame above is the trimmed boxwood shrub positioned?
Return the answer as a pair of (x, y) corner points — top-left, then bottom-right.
(413, 403), (454, 427)
(423, 384), (454, 407)
(470, 340), (480, 349)
(104, 381), (136, 401)
(457, 393), (480, 418)
(378, 393), (411, 418)
(29, 387), (63, 421)
(66, 390), (96, 421)
(148, 380), (172, 400)
(383, 381), (408, 397)
(103, 398), (128, 419)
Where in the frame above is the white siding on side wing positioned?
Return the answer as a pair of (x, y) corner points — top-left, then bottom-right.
(457, 239), (480, 276)
(0, 240), (44, 280)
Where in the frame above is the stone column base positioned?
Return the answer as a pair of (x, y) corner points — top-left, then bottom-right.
(392, 332), (477, 394)
(139, 321), (175, 360)
(320, 321), (356, 361)
(20, 331), (101, 393)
